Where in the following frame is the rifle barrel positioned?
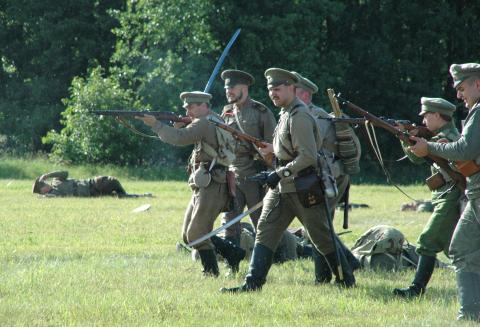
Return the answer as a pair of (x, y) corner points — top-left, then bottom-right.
(92, 110), (191, 124)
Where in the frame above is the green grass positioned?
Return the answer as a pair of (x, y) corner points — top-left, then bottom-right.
(0, 178), (476, 326)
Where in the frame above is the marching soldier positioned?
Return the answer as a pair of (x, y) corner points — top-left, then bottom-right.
(220, 69), (276, 248)
(137, 91), (242, 277)
(393, 97), (462, 298)
(410, 63), (480, 321)
(221, 68), (355, 293)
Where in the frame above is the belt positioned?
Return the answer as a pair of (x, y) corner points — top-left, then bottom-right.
(193, 161), (225, 171)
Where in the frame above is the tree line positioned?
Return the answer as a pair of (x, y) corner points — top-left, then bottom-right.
(1, 0), (478, 181)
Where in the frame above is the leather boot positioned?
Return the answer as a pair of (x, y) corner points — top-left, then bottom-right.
(225, 234), (241, 247)
(456, 271), (480, 322)
(324, 250), (356, 288)
(393, 255), (435, 298)
(211, 235), (246, 273)
(336, 236), (360, 271)
(312, 247), (332, 284)
(198, 249), (219, 277)
(220, 243), (273, 293)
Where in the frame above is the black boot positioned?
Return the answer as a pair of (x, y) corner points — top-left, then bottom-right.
(312, 247), (332, 284)
(220, 243), (273, 293)
(324, 250), (356, 288)
(456, 271), (480, 322)
(224, 234), (241, 247)
(211, 235), (246, 273)
(336, 236), (360, 271)
(393, 255), (435, 298)
(198, 249), (219, 277)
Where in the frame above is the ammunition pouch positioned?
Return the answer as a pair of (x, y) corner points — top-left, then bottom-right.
(456, 160), (480, 177)
(294, 167), (323, 208)
(425, 172), (446, 191)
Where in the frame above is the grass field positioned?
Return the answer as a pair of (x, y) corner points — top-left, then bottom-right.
(0, 174), (475, 326)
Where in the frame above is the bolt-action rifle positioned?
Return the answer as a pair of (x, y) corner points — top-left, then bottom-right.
(334, 94), (467, 191)
(92, 110), (192, 124)
(207, 117), (274, 167)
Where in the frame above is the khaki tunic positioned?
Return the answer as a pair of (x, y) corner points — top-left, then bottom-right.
(152, 113), (230, 250)
(220, 97), (276, 234)
(43, 171), (94, 197)
(256, 98), (335, 255)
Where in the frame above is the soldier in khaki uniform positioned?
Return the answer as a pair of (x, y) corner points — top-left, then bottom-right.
(220, 69), (276, 246)
(221, 68), (355, 293)
(410, 63), (480, 322)
(32, 171), (135, 197)
(137, 91), (234, 277)
(292, 71), (360, 283)
(393, 97), (461, 298)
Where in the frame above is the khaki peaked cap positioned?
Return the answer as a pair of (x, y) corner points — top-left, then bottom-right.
(291, 71), (319, 94)
(450, 63), (480, 88)
(264, 68), (299, 87)
(179, 91), (212, 108)
(419, 97), (456, 117)
(221, 69), (255, 88)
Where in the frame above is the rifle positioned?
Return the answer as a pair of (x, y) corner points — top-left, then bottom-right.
(92, 110), (192, 124)
(246, 171), (270, 184)
(319, 116), (434, 139)
(334, 94), (466, 191)
(207, 117), (275, 167)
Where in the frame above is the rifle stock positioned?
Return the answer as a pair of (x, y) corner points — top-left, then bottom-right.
(335, 95), (466, 191)
(207, 117), (275, 167)
(92, 110), (192, 124)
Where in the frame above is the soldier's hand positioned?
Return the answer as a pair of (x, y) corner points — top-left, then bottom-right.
(266, 171), (281, 189)
(135, 114), (157, 127)
(259, 142), (274, 156)
(408, 136), (429, 157)
(436, 138), (449, 144)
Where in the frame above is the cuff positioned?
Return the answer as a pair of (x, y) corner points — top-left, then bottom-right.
(152, 120), (165, 133)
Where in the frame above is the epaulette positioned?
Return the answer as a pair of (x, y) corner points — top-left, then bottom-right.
(251, 100), (268, 112)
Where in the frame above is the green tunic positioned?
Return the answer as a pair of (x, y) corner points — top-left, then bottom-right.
(401, 122), (462, 257)
(43, 171), (92, 197)
(427, 104), (480, 273)
(220, 97), (276, 235)
(152, 113), (230, 251)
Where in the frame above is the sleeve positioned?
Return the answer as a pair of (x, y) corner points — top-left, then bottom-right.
(400, 140), (425, 165)
(428, 110), (480, 161)
(277, 113), (318, 176)
(152, 118), (206, 146)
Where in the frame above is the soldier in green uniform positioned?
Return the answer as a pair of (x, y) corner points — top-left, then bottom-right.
(32, 171), (138, 197)
(220, 69), (276, 247)
(292, 71), (359, 283)
(393, 97), (461, 298)
(410, 63), (480, 321)
(137, 91), (242, 277)
(220, 68), (355, 293)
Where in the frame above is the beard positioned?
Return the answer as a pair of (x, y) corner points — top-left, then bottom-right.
(227, 90), (243, 104)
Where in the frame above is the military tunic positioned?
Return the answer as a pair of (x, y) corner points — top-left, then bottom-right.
(401, 122), (462, 257)
(255, 98), (335, 255)
(40, 171), (124, 197)
(427, 104), (480, 273)
(221, 97), (276, 236)
(152, 113), (230, 251)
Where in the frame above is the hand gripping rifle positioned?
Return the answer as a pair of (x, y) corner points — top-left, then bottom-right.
(207, 117), (275, 167)
(334, 94), (466, 192)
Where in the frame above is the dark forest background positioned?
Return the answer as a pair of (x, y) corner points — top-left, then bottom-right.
(1, 0), (478, 182)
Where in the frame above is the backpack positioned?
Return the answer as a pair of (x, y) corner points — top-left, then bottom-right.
(201, 114), (236, 167)
(312, 106), (361, 175)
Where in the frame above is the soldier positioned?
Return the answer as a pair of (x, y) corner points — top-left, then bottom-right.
(292, 71), (360, 283)
(409, 63), (480, 322)
(220, 68), (355, 293)
(137, 91), (243, 277)
(392, 97), (462, 298)
(32, 171), (145, 197)
(220, 69), (276, 247)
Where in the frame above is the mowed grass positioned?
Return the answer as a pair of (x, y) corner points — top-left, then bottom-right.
(0, 179), (476, 326)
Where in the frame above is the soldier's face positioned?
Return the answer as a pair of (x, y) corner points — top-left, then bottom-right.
(456, 77), (480, 109)
(185, 103), (209, 118)
(422, 112), (443, 132)
(268, 84), (295, 108)
(225, 84), (246, 104)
